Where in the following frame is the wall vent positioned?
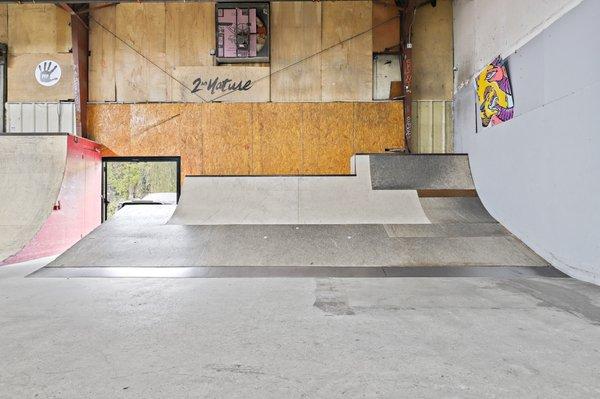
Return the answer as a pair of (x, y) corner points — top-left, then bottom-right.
(216, 2), (270, 63)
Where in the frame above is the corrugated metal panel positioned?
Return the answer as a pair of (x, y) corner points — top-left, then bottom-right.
(411, 100), (453, 153)
(5, 102), (76, 134)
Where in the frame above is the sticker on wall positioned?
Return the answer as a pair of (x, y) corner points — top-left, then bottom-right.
(35, 60), (62, 87)
(475, 56), (514, 128)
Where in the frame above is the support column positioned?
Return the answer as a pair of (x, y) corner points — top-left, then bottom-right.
(61, 3), (89, 138)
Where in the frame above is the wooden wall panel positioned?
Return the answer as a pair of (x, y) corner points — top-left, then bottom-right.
(8, 5), (71, 55)
(129, 103), (187, 156)
(86, 2), (379, 103)
(301, 103), (354, 174)
(115, 3), (167, 102)
(88, 102), (405, 176)
(177, 104), (205, 176)
(203, 103), (254, 175)
(321, 1), (372, 102)
(0, 5), (8, 44)
(171, 66), (270, 103)
(89, 4), (117, 102)
(8, 53), (74, 101)
(165, 3), (214, 99)
(412, 0), (453, 100)
(373, 0), (400, 53)
(87, 104), (132, 155)
(353, 102), (404, 153)
(252, 103), (302, 174)
(271, 2), (322, 102)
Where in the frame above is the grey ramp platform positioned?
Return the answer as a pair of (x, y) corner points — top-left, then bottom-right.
(46, 223), (548, 268)
(168, 155), (430, 225)
(369, 153), (475, 190)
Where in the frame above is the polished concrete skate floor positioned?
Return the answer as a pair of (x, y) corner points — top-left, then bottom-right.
(1, 259), (600, 398)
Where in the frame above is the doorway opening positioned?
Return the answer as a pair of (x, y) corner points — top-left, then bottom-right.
(102, 156), (181, 222)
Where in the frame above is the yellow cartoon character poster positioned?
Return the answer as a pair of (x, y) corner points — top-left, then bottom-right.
(476, 56), (514, 128)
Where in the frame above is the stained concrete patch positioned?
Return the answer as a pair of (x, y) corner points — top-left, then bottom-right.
(206, 364), (266, 376)
(313, 279), (355, 315)
(496, 279), (600, 324)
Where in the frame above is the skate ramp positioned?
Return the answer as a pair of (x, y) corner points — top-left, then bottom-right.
(168, 155), (431, 225)
(0, 134), (101, 264)
(42, 153), (549, 270)
(369, 153), (475, 190)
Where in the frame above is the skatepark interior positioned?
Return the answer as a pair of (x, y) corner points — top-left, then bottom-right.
(1, 0), (599, 397)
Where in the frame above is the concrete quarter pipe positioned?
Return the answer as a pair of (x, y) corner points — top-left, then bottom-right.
(0, 134), (101, 264)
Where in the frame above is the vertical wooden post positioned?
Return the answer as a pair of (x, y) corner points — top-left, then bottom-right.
(399, 0), (417, 153)
(67, 4), (89, 137)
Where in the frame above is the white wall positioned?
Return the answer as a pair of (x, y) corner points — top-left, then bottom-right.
(453, 0), (582, 89)
(453, 0), (600, 283)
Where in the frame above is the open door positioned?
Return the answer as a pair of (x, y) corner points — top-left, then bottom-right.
(102, 156), (181, 222)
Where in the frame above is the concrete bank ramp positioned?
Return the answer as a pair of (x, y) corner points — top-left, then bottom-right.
(0, 134), (101, 264)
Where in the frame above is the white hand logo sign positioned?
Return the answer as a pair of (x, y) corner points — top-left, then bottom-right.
(35, 60), (61, 87)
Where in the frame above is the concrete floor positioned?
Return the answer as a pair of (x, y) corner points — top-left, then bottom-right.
(1, 260), (600, 398)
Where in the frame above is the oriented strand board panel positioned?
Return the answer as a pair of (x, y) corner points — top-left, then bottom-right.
(0, 5), (8, 44)
(89, 4), (117, 102)
(412, 0), (454, 100)
(115, 3), (167, 102)
(271, 2), (322, 102)
(252, 103), (302, 174)
(177, 104), (206, 176)
(373, 0), (400, 53)
(203, 103), (254, 175)
(301, 103), (354, 174)
(8, 5), (71, 54)
(321, 1), (373, 101)
(172, 66), (270, 103)
(354, 102), (405, 153)
(87, 103), (132, 154)
(129, 103), (187, 156)
(87, 102), (405, 176)
(8, 53), (74, 101)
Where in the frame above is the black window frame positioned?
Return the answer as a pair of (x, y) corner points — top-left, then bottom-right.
(101, 156), (181, 222)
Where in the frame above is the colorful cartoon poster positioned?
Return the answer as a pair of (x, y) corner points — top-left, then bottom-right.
(476, 56), (514, 128)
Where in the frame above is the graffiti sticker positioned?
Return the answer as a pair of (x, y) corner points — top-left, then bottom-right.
(476, 56), (514, 128)
(35, 60), (61, 87)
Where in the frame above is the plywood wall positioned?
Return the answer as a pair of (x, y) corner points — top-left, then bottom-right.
(87, 102), (404, 175)
(270, 2), (322, 102)
(5, 4), (74, 102)
(8, 4), (71, 55)
(412, 0), (454, 100)
(0, 5), (8, 44)
(114, 3), (168, 102)
(372, 0), (400, 53)
(89, 1), (374, 103)
(89, 4), (117, 102)
(321, 1), (372, 102)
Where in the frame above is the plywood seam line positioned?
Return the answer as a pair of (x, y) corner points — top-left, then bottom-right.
(210, 12), (398, 103)
(89, 15), (208, 103)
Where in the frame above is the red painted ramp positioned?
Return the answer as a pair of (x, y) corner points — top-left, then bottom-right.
(0, 134), (101, 265)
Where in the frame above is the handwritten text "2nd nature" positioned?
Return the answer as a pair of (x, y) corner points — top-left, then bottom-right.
(191, 76), (254, 95)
